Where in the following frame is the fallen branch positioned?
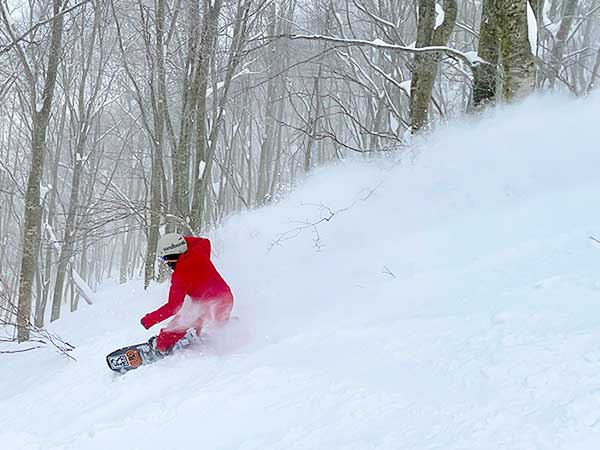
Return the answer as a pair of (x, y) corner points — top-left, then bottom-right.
(269, 182), (382, 251)
(0, 278), (76, 360)
(0, 346), (42, 354)
(383, 265), (397, 279)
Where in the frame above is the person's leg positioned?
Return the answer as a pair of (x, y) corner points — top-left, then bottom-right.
(190, 316), (204, 338)
(214, 293), (233, 323)
(192, 294), (233, 336)
(156, 295), (234, 349)
(155, 329), (186, 352)
(155, 297), (202, 350)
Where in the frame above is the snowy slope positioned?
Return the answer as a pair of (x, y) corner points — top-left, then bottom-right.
(4, 94), (600, 450)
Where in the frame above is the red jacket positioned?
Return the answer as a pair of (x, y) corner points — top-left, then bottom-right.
(141, 237), (232, 329)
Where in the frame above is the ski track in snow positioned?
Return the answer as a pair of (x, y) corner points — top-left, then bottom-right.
(3, 94), (600, 449)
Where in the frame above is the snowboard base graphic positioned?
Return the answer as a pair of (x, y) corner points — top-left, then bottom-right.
(106, 340), (165, 373)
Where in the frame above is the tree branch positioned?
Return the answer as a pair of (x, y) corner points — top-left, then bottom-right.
(270, 33), (485, 69)
(0, 0), (91, 57)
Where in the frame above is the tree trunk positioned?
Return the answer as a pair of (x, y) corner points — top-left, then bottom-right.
(305, 73), (322, 172)
(12, 0), (65, 341)
(410, 0), (457, 131)
(193, 0), (250, 228)
(144, 0), (167, 288)
(189, 0), (222, 230)
(548, 0), (578, 88)
(51, 152), (83, 321)
(586, 48), (600, 94)
(496, 0), (536, 100)
(473, 0), (500, 107)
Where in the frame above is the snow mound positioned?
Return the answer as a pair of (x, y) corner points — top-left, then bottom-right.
(4, 93), (600, 450)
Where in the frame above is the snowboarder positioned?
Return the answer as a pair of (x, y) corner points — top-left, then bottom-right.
(140, 233), (234, 354)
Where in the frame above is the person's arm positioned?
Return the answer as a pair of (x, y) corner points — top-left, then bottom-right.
(141, 275), (188, 329)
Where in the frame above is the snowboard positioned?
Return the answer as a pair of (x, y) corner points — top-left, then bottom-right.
(106, 333), (195, 374)
(106, 339), (164, 373)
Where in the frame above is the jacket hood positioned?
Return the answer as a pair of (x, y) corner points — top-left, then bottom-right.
(183, 236), (211, 258)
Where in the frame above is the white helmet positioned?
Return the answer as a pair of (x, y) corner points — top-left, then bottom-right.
(157, 233), (188, 258)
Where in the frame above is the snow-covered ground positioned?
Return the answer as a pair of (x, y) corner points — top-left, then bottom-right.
(4, 94), (600, 450)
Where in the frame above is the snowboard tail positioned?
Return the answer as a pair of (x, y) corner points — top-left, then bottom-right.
(106, 340), (165, 373)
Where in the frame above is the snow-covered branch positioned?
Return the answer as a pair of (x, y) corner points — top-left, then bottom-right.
(276, 34), (486, 69)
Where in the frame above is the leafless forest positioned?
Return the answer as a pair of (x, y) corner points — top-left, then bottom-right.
(1, 0), (599, 342)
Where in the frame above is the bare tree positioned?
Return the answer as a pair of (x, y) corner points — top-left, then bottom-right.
(1, 0), (66, 341)
(52, 0), (110, 320)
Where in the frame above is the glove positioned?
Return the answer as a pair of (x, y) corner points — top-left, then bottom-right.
(140, 315), (151, 329)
